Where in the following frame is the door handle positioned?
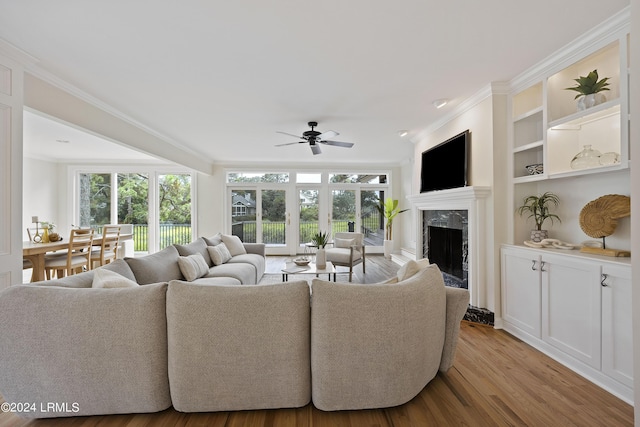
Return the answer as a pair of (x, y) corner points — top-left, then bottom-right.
(601, 273), (609, 287)
(531, 260), (537, 271)
(540, 261), (546, 272)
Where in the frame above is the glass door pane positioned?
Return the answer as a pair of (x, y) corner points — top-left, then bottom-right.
(79, 173), (111, 232)
(361, 190), (385, 246)
(158, 174), (192, 249)
(231, 189), (257, 243)
(118, 173), (149, 252)
(299, 188), (319, 247)
(331, 189), (356, 235)
(261, 189), (286, 246)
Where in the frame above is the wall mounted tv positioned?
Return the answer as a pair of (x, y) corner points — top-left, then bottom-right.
(420, 129), (469, 193)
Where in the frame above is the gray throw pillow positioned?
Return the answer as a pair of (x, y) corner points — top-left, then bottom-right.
(177, 254), (210, 282)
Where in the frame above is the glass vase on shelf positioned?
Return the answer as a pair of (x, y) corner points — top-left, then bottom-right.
(570, 145), (601, 170)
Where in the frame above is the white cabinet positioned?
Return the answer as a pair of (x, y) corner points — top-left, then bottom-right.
(541, 253), (601, 369)
(501, 246), (541, 338)
(500, 245), (633, 403)
(601, 264), (633, 387)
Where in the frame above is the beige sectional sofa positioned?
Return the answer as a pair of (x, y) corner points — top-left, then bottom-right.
(0, 241), (469, 418)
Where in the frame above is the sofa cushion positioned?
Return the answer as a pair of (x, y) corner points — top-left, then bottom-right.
(190, 277), (242, 286)
(227, 253), (266, 283)
(33, 259), (136, 288)
(221, 234), (247, 256)
(207, 243), (232, 265)
(92, 268), (140, 288)
(0, 283), (171, 418)
(203, 262), (257, 285)
(310, 265), (446, 411)
(166, 280), (311, 412)
(125, 245), (184, 285)
(174, 238), (213, 267)
(177, 254), (210, 281)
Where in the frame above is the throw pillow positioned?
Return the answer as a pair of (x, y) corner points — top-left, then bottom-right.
(177, 254), (210, 282)
(92, 268), (140, 288)
(207, 243), (232, 265)
(335, 237), (355, 249)
(203, 232), (223, 246)
(221, 234), (247, 256)
(396, 259), (420, 282)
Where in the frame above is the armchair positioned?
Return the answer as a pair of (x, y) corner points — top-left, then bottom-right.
(324, 232), (365, 282)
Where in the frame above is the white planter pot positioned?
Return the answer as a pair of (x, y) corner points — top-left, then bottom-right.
(383, 240), (393, 259)
(316, 248), (326, 268)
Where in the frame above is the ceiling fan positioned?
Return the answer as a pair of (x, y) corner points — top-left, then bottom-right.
(276, 121), (354, 155)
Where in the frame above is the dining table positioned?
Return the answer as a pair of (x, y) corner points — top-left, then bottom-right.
(23, 233), (133, 282)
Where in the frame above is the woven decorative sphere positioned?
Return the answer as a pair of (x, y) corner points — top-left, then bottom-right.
(579, 194), (630, 238)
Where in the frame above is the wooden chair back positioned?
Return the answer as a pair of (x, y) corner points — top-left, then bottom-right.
(91, 225), (122, 268)
(45, 229), (95, 279)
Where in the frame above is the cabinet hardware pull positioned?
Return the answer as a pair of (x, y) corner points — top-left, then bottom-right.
(531, 260), (537, 271)
(601, 273), (609, 287)
(540, 261), (546, 272)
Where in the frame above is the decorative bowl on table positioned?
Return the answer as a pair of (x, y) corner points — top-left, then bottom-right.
(294, 257), (310, 266)
(525, 163), (543, 175)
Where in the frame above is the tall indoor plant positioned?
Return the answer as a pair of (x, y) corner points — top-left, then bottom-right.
(377, 198), (408, 259)
(516, 191), (561, 242)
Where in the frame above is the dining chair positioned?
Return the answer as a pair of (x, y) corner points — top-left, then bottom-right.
(90, 225), (122, 269)
(324, 232), (366, 282)
(44, 229), (95, 279)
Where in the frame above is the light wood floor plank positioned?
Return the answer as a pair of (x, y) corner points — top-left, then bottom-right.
(0, 256), (633, 426)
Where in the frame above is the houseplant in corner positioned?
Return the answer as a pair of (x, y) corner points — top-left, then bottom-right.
(311, 230), (329, 268)
(564, 69), (610, 111)
(377, 198), (409, 259)
(516, 192), (561, 243)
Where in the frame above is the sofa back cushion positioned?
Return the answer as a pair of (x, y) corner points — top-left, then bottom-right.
(166, 280), (311, 412)
(125, 245), (184, 284)
(35, 259), (136, 288)
(0, 283), (170, 418)
(310, 265), (446, 411)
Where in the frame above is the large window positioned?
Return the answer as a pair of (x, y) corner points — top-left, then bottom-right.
(76, 169), (194, 253)
(226, 170), (390, 254)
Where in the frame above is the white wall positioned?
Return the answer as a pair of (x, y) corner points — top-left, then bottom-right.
(411, 92), (505, 313)
(22, 157), (61, 241)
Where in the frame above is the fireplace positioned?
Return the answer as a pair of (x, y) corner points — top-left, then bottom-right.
(408, 186), (490, 309)
(424, 210), (468, 288)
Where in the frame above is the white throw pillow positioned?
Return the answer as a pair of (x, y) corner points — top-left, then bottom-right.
(334, 238), (355, 249)
(207, 243), (233, 265)
(92, 268), (140, 288)
(177, 253), (210, 282)
(396, 259), (420, 282)
(221, 234), (247, 256)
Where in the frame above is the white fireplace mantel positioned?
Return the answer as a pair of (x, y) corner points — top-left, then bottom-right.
(408, 186), (491, 308)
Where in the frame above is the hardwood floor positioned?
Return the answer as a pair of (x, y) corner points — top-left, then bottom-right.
(1, 256), (633, 426)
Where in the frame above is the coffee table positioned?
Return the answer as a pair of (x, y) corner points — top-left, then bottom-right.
(281, 262), (336, 282)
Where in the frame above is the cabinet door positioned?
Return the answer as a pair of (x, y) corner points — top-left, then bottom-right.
(601, 264), (633, 387)
(501, 247), (541, 338)
(542, 254), (601, 368)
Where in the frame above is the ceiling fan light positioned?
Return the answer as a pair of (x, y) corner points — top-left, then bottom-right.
(433, 99), (448, 109)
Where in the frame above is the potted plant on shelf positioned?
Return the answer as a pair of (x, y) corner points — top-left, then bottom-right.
(311, 231), (329, 268)
(516, 192), (561, 242)
(377, 198), (409, 259)
(564, 69), (610, 111)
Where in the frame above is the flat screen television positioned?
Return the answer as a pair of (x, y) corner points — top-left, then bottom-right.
(420, 130), (469, 193)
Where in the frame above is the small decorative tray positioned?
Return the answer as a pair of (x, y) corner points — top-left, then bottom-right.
(294, 258), (310, 266)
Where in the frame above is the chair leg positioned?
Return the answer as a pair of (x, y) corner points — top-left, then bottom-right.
(348, 267), (353, 282)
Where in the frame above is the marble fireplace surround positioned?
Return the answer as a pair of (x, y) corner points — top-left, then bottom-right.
(408, 186), (491, 309)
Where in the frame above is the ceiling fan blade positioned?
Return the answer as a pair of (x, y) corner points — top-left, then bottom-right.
(317, 130), (338, 140)
(320, 140), (354, 148)
(310, 144), (322, 155)
(275, 141), (302, 147)
(276, 131), (305, 139)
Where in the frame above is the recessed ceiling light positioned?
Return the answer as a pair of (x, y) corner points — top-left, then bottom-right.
(433, 99), (448, 109)
(56, 139), (70, 143)
(398, 130), (408, 137)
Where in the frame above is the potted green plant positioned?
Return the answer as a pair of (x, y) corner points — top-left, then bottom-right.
(311, 231), (329, 268)
(516, 192), (561, 242)
(376, 198), (409, 259)
(564, 69), (610, 110)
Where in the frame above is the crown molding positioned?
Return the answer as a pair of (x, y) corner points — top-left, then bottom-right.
(509, 6), (630, 93)
(0, 39), (38, 66)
